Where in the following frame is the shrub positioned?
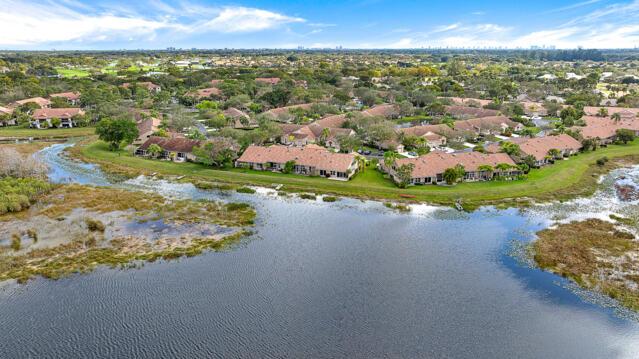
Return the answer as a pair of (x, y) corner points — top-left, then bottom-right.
(322, 196), (338, 202)
(85, 218), (106, 232)
(225, 202), (250, 211)
(299, 193), (316, 200)
(596, 157), (609, 166)
(26, 229), (38, 242)
(10, 233), (21, 251)
(236, 187), (256, 194)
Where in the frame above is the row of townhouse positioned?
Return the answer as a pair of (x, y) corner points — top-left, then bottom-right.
(485, 134), (583, 167)
(235, 144), (360, 181)
(388, 134), (582, 186)
(574, 114), (639, 145)
(388, 151), (521, 185)
(0, 92), (83, 128)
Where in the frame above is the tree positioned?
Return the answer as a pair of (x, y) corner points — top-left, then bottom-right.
(193, 137), (240, 167)
(395, 163), (415, 188)
(500, 141), (521, 156)
(50, 117), (61, 128)
(611, 112), (622, 123)
(547, 148), (561, 159)
(581, 138), (599, 152)
(383, 151), (398, 168)
(478, 164), (494, 179)
(616, 129), (635, 144)
(147, 143), (162, 158)
(597, 107), (608, 117)
(443, 167), (460, 185)
(319, 127), (331, 145)
(283, 160), (296, 174)
(95, 118), (139, 151)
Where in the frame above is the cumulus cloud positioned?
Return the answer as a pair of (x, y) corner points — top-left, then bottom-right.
(0, 0), (305, 46)
(199, 7), (304, 33)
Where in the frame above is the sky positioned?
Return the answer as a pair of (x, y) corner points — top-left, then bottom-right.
(0, 0), (638, 50)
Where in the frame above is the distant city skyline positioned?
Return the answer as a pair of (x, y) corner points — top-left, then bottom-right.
(0, 0), (638, 50)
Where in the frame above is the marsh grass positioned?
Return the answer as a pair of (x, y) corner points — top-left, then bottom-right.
(533, 219), (639, 311)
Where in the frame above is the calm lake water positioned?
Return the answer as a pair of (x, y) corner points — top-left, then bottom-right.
(0, 143), (638, 358)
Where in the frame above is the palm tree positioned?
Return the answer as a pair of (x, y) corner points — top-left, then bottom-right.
(547, 148), (561, 159)
(477, 164), (494, 180)
(611, 112), (622, 123)
(319, 127), (331, 145)
(597, 107), (608, 117)
(383, 151), (397, 168)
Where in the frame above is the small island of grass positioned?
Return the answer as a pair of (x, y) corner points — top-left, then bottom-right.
(533, 219), (639, 312)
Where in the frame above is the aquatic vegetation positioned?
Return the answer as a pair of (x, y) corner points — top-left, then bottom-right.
(299, 193), (316, 200)
(322, 196), (338, 202)
(0, 177), (53, 215)
(0, 184), (256, 283)
(533, 219), (639, 311)
(236, 187), (256, 194)
(383, 202), (411, 212)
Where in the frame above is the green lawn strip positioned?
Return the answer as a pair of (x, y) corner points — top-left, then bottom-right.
(55, 68), (90, 78)
(0, 127), (95, 139)
(79, 140), (639, 207)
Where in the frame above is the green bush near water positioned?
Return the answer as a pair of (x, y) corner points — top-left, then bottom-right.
(0, 177), (52, 215)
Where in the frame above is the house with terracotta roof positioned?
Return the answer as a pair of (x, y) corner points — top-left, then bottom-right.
(12, 97), (52, 109)
(122, 82), (161, 93)
(361, 104), (400, 119)
(400, 124), (457, 144)
(583, 107), (639, 120)
(0, 106), (16, 126)
(315, 114), (347, 128)
(520, 101), (548, 117)
(224, 108), (258, 129)
(49, 92), (81, 106)
(30, 108), (84, 129)
(389, 151), (520, 185)
(264, 103), (313, 122)
(439, 97), (493, 107)
(187, 87), (222, 100)
(516, 134), (581, 166)
(453, 116), (523, 136)
(486, 134), (582, 167)
(445, 106), (500, 119)
(136, 137), (202, 162)
(236, 144), (359, 180)
(280, 123), (355, 150)
(576, 115), (639, 145)
(255, 77), (281, 85)
(134, 117), (162, 145)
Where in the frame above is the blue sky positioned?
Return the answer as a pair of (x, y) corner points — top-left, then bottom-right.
(0, 0), (638, 49)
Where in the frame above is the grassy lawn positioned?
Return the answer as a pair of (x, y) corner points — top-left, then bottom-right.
(77, 139), (639, 207)
(0, 127), (95, 139)
(55, 68), (90, 78)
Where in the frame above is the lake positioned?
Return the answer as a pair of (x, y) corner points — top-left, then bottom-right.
(0, 143), (638, 358)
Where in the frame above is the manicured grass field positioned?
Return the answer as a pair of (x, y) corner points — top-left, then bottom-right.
(79, 139), (639, 207)
(55, 68), (91, 78)
(0, 127), (95, 139)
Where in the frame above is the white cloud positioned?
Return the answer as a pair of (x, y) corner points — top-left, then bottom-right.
(199, 7), (304, 33)
(0, 0), (305, 46)
(0, 1), (175, 45)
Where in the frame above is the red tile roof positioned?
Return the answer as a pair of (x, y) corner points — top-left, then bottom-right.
(49, 92), (80, 101)
(237, 145), (356, 173)
(396, 151), (516, 179)
(139, 137), (202, 153)
(32, 108), (84, 119)
(445, 105), (500, 118)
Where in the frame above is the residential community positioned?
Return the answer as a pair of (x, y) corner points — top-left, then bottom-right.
(1, 49), (638, 190)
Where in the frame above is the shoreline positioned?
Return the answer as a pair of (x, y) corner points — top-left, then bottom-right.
(71, 137), (639, 210)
